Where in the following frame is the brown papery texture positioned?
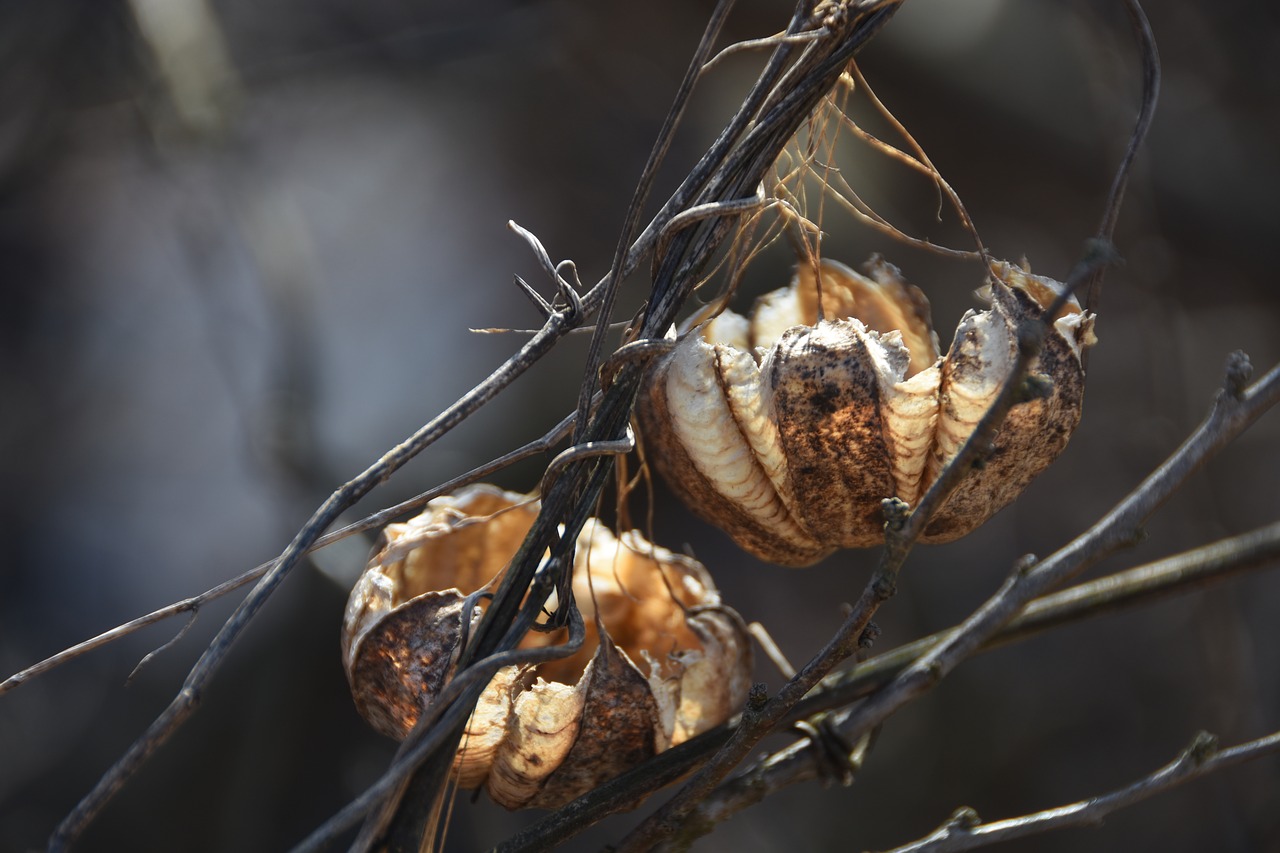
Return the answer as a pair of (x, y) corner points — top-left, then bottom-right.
(342, 484), (752, 809)
(637, 256), (1096, 566)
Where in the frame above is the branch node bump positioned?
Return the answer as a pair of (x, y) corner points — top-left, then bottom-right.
(872, 574), (898, 601)
(1224, 350), (1253, 399)
(946, 805), (982, 831)
(881, 497), (911, 533)
(1014, 553), (1039, 576)
(1186, 730), (1220, 766)
(747, 682), (770, 713)
(1016, 373), (1055, 404)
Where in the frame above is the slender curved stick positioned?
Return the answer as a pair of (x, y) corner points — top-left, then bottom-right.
(1, 408), (580, 697)
(883, 731), (1280, 853)
(499, 517), (1280, 852)
(814, 356), (1280, 769)
(653, 521), (1280, 843)
(571, 0), (737, 440)
(539, 428), (636, 496)
(1083, 0), (1161, 318)
(50, 301), (585, 850)
(651, 184), (767, 278)
(701, 28), (830, 74)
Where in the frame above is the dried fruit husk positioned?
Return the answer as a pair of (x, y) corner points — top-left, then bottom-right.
(638, 256), (1096, 566)
(342, 484), (752, 809)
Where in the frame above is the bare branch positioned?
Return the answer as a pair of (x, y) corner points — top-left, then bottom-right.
(1083, 0), (1161, 318)
(498, 393), (1280, 852)
(656, 521), (1280, 840)
(50, 275), (591, 850)
(2, 408), (580, 698)
(883, 730), (1280, 853)
(700, 28), (831, 75)
(811, 355), (1280, 766)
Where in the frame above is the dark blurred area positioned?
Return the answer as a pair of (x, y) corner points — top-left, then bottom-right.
(2, 1), (1278, 851)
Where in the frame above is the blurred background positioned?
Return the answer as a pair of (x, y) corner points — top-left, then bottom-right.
(2, 0), (1278, 850)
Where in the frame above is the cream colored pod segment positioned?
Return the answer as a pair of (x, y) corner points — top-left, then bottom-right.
(636, 256), (1097, 567)
(341, 484), (752, 810)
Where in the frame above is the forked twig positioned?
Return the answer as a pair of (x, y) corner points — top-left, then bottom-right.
(2, 407), (581, 697)
(540, 350), (1264, 848)
(653, 518), (1280, 843)
(884, 731), (1280, 853)
(48, 227), (613, 850)
(496, 518), (1280, 852)
(809, 356), (1280, 782)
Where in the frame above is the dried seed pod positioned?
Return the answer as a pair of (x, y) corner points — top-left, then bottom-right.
(342, 484), (752, 810)
(637, 256), (1096, 566)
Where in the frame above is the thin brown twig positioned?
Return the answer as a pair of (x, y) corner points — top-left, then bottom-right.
(808, 355), (1280, 776)
(1083, 0), (1160, 318)
(50, 319), (584, 850)
(658, 519), (1280, 839)
(882, 730), (1280, 853)
(700, 28), (831, 75)
(1, 408), (581, 698)
(495, 518), (1280, 852)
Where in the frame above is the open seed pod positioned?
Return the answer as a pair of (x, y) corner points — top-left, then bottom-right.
(637, 256), (1097, 567)
(342, 484), (752, 810)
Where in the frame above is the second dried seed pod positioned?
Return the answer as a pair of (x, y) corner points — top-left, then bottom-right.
(342, 484), (752, 810)
(637, 256), (1096, 567)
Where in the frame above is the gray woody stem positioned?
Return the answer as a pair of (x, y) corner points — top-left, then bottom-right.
(1, 410), (581, 697)
(883, 731), (1280, 853)
(820, 355), (1279, 762)
(501, 354), (1279, 853)
(656, 521), (1280, 843)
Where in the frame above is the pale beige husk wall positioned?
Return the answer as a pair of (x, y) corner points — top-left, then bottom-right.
(342, 484), (753, 810)
(637, 256), (1096, 567)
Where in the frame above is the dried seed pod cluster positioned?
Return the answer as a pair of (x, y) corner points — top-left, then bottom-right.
(342, 484), (752, 810)
(637, 256), (1097, 567)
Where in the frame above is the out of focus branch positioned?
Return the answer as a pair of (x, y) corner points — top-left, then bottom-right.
(883, 730), (1280, 853)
